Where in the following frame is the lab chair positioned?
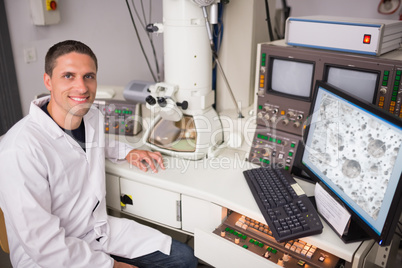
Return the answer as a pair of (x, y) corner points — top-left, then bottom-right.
(0, 208), (9, 253)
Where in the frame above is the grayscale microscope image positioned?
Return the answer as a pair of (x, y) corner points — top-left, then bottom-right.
(307, 94), (402, 220)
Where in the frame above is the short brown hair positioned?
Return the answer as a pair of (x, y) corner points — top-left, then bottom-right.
(45, 40), (98, 76)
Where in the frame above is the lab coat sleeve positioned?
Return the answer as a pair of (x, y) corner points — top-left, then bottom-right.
(0, 149), (114, 268)
(104, 136), (135, 162)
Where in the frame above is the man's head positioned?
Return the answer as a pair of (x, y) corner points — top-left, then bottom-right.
(45, 40), (98, 77)
(44, 40), (98, 129)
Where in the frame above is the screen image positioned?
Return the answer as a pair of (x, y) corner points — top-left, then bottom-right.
(302, 84), (402, 241)
(326, 66), (378, 103)
(271, 58), (314, 98)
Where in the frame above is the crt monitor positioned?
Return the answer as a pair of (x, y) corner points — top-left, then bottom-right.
(325, 65), (379, 104)
(269, 57), (314, 99)
(301, 81), (402, 246)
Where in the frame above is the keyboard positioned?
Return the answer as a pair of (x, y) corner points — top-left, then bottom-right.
(243, 167), (323, 242)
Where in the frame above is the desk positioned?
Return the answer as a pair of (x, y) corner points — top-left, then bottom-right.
(103, 105), (395, 268)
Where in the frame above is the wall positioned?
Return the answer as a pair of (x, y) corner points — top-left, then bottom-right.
(4, 0), (163, 115)
(4, 0), (402, 116)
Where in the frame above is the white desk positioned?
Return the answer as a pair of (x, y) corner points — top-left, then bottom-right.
(103, 105), (377, 267)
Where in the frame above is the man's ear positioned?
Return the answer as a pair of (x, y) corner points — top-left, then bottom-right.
(43, 73), (52, 92)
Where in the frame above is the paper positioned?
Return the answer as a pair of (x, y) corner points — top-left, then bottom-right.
(314, 183), (351, 237)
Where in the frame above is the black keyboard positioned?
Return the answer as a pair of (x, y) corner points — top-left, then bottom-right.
(243, 167), (323, 242)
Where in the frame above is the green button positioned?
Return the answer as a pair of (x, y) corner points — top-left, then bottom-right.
(229, 229), (234, 234)
(397, 70), (401, 75)
(269, 137), (273, 142)
(396, 76), (401, 81)
(384, 71), (390, 75)
(267, 247), (272, 252)
(234, 231), (239, 236)
(277, 139), (282, 144)
(395, 81), (400, 86)
(392, 96), (397, 101)
(254, 240), (259, 245)
(395, 86), (399, 91)
(383, 76), (388, 81)
(258, 105), (263, 110)
(271, 249), (278, 254)
(285, 166), (290, 170)
(243, 245), (248, 249)
(291, 143), (296, 148)
(225, 227), (230, 232)
(393, 91), (398, 96)
(383, 81), (388, 86)
(289, 152), (293, 156)
(258, 242), (264, 248)
(242, 235), (247, 239)
(250, 239), (255, 243)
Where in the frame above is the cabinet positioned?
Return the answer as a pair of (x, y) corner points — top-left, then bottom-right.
(105, 173), (226, 233)
(120, 177), (182, 229)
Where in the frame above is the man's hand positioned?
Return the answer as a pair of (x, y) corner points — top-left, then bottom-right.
(113, 260), (138, 268)
(125, 149), (166, 173)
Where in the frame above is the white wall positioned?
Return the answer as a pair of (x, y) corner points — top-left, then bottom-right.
(4, 0), (163, 115)
(4, 0), (402, 116)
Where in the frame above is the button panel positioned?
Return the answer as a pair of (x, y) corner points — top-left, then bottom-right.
(94, 100), (142, 136)
(213, 212), (341, 267)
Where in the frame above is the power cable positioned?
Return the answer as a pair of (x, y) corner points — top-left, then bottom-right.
(125, 0), (157, 82)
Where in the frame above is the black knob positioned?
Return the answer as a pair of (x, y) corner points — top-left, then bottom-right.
(145, 95), (156, 105)
(146, 23), (159, 33)
(177, 101), (188, 110)
(157, 97), (167, 107)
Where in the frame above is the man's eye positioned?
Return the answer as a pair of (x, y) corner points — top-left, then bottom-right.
(85, 74), (95, 79)
(64, 74), (72, 79)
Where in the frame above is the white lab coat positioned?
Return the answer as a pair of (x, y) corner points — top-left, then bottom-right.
(0, 97), (171, 268)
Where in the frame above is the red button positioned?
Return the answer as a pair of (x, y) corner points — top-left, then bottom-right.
(50, 1), (57, 10)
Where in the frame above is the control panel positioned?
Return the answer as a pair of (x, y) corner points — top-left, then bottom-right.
(249, 41), (402, 171)
(94, 100), (142, 136)
(389, 68), (402, 118)
(247, 126), (301, 172)
(214, 212), (342, 267)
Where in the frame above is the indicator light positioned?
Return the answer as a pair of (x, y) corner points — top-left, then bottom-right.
(363, 34), (371, 44)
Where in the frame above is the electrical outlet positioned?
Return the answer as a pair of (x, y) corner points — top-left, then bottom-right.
(24, 47), (37, 63)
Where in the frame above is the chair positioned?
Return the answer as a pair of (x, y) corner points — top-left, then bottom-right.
(0, 208), (9, 253)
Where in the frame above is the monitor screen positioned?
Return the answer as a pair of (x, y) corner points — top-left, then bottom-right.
(301, 82), (402, 246)
(326, 66), (378, 103)
(270, 58), (314, 98)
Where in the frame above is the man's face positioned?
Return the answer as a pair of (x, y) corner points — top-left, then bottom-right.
(44, 52), (97, 122)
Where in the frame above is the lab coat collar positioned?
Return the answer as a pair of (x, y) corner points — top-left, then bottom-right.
(30, 96), (98, 146)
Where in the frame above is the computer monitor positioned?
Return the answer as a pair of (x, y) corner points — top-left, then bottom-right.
(301, 81), (402, 246)
(269, 58), (314, 99)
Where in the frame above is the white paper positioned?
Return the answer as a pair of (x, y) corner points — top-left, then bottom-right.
(314, 183), (351, 237)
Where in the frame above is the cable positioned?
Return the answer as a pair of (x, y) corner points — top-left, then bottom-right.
(125, 0), (157, 82)
(129, 0), (161, 81)
(202, 6), (244, 118)
(264, 0), (275, 41)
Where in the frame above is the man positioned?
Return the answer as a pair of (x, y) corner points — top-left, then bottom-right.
(0, 40), (198, 268)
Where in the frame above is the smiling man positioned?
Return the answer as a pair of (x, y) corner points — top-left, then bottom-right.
(0, 40), (198, 268)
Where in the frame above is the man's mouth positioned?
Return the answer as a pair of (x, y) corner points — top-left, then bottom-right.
(69, 96), (89, 103)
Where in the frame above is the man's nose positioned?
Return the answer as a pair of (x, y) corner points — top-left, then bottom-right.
(75, 77), (88, 93)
